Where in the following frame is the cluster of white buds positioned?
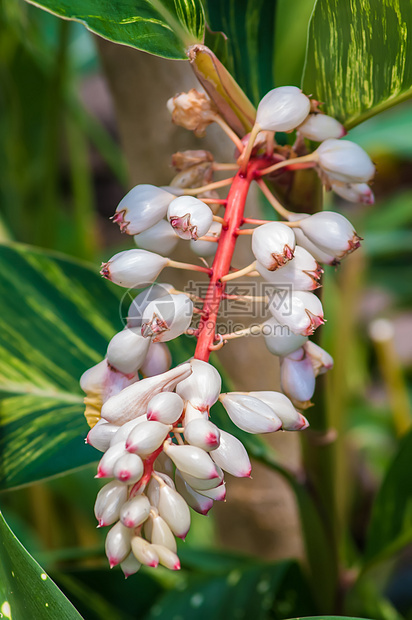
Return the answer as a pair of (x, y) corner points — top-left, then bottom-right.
(81, 82), (376, 575)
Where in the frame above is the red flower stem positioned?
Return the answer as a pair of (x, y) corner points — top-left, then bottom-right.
(129, 446), (163, 497)
(194, 158), (268, 361)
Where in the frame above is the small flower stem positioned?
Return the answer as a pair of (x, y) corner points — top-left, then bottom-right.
(167, 259), (212, 275)
(183, 177), (234, 196)
(242, 217), (273, 225)
(238, 123), (261, 173)
(223, 322), (266, 340)
(258, 153), (317, 177)
(212, 215), (226, 225)
(212, 163), (239, 172)
(220, 261), (257, 282)
(256, 178), (292, 219)
(197, 235), (219, 242)
(212, 115), (245, 152)
(236, 229), (255, 235)
(201, 198), (228, 204)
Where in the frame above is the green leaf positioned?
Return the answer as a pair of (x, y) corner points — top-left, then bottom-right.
(363, 428), (412, 568)
(0, 243), (195, 490)
(0, 511), (83, 619)
(302, 0), (412, 128)
(26, 0), (205, 59)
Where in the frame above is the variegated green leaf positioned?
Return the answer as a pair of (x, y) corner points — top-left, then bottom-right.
(302, 0), (412, 128)
(0, 511), (83, 619)
(26, 0), (205, 59)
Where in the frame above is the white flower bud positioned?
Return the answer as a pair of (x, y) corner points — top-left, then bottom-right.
(167, 196), (213, 240)
(146, 472), (175, 507)
(126, 421), (172, 456)
(131, 536), (159, 568)
(164, 443), (220, 480)
(249, 391), (308, 431)
(315, 138), (375, 183)
(127, 284), (175, 329)
(120, 494), (151, 528)
(175, 470), (214, 515)
(149, 513), (177, 552)
(190, 221), (221, 257)
(154, 452), (175, 477)
(107, 328), (151, 375)
(100, 249), (168, 289)
(220, 393), (282, 434)
(257, 246), (322, 290)
(256, 86), (310, 132)
(180, 465), (224, 491)
(210, 430), (251, 478)
(183, 402), (208, 425)
(80, 359), (107, 394)
(252, 222), (296, 271)
(87, 419), (119, 452)
(176, 360), (221, 411)
(94, 480), (128, 527)
(303, 341), (334, 376)
(113, 452), (144, 484)
(134, 219), (179, 256)
(120, 552), (141, 578)
(151, 544), (181, 571)
(331, 181), (374, 205)
(140, 343), (172, 377)
(147, 392), (184, 424)
(280, 350), (316, 406)
(110, 416), (147, 447)
(158, 484), (191, 539)
(184, 419), (220, 451)
(197, 483), (226, 501)
(298, 113), (346, 141)
(296, 211), (361, 260)
(101, 363), (191, 424)
(288, 214), (337, 265)
(141, 293), (193, 342)
(263, 317), (308, 357)
(113, 184), (174, 235)
(105, 522), (132, 568)
(96, 442), (128, 478)
(268, 290), (325, 336)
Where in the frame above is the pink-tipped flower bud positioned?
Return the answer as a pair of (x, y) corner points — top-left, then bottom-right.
(331, 181), (374, 205)
(147, 392), (184, 424)
(134, 219), (179, 256)
(131, 536), (159, 568)
(315, 138), (375, 183)
(176, 359), (221, 411)
(146, 472), (175, 507)
(184, 419), (221, 451)
(158, 484), (191, 539)
(149, 513), (177, 552)
(183, 402), (208, 425)
(113, 452), (144, 483)
(120, 494), (151, 528)
(296, 211), (361, 260)
(303, 341), (334, 376)
(126, 421), (172, 456)
(101, 363), (191, 424)
(298, 113), (346, 141)
(164, 443), (220, 480)
(249, 391), (309, 431)
(256, 86), (310, 132)
(197, 482), (226, 501)
(96, 442), (128, 478)
(210, 430), (251, 478)
(167, 196), (213, 240)
(110, 416), (148, 447)
(113, 184), (174, 235)
(120, 552), (141, 578)
(280, 348), (316, 408)
(94, 480), (128, 527)
(107, 328), (151, 375)
(175, 470), (214, 515)
(269, 290), (325, 336)
(105, 522), (132, 568)
(140, 343), (172, 377)
(151, 544), (181, 571)
(87, 420), (119, 452)
(141, 293), (193, 343)
(219, 393), (282, 434)
(263, 317), (308, 357)
(252, 222), (296, 271)
(190, 221), (221, 257)
(257, 246), (322, 290)
(100, 249), (168, 289)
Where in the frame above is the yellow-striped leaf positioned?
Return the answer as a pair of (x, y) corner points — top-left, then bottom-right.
(302, 0), (412, 128)
(26, 0), (205, 59)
